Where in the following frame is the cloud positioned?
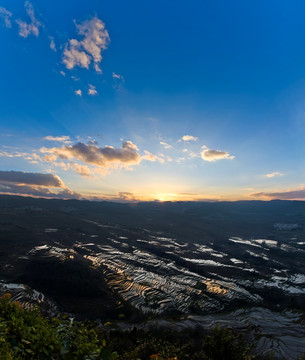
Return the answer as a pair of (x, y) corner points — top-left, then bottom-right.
(88, 84), (97, 95)
(16, 1), (41, 38)
(180, 135), (198, 142)
(60, 71), (66, 76)
(189, 151), (198, 159)
(44, 135), (72, 143)
(160, 141), (172, 149)
(251, 187), (305, 200)
(0, 7), (12, 28)
(0, 183), (80, 199)
(41, 140), (141, 168)
(49, 37), (56, 51)
(71, 164), (92, 177)
(40, 139), (167, 176)
(201, 148), (235, 162)
(0, 170), (64, 187)
(0, 170), (81, 199)
(142, 151), (165, 163)
(117, 192), (136, 201)
(112, 72), (125, 90)
(75, 89), (82, 96)
(0, 150), (42, 164)
(62, 17), (110, 72)
(265, 171), (283, 178)
(112, 72), (124, 80)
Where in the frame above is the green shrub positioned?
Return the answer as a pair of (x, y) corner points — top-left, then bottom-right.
(0, 293), (117, 359)
(202, 325), (255, 360)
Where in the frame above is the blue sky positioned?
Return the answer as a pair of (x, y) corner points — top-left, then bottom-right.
(1, 0), (305, 201)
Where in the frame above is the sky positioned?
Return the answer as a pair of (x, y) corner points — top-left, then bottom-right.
(1, 0), (305, 202)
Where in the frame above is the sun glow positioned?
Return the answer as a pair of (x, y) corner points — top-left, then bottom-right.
(153, 193), (178, 202)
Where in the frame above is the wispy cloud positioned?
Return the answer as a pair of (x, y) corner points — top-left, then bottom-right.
(112, 72), (125, 90)
(44, 135), (72, 143)
(112, 72), (124, 80)
(62, 16), (110, 72)
(180, 135), (198, 142)
(265, 171), (283, 178)
(75, 89), (82, 96)
(0, 150), (42, 164)
(201, 148), (235, 162)
(0, 7), (12, 28)
(160, 141), (173, 149)
(88, 84), (97, 95)
(16, 1), (41, 38)
(142, 151), (165, 163)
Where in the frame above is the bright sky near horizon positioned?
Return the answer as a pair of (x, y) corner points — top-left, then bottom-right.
(1, 0), (305, 201)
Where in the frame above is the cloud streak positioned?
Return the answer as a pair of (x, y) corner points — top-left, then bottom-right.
(44, 135), (71, 143)
(265, 171), (283, 178)
(160, 141), (172, 149)
(62, 17), (110, 72)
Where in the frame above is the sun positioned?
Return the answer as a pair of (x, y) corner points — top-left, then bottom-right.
(154, 193), (177, 202)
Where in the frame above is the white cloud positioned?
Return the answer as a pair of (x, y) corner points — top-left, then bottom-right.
(112, 72), (125, 90)
(112, 72), (124, 80)
(75, 89), (82, 96)
(265, 171), (283, 178)
(0, 7), (12, 28)
(49, 37), (56, 51)
(160, 141), (173, 149)
(201, 148), (235, 162)
(189, 151), (198, 158)
(180, 135), (198, 142)
(88, 84), (97, 96)
(44, 135), (71, 143)
(62, 17), (110, 72)
(16, 1), (41, 38)
(60, 71), (66, 76)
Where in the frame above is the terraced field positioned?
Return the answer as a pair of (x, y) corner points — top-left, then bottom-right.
(0, 196), (305, 358)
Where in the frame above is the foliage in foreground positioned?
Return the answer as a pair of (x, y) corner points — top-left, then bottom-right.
(0, 293), (302, 360)
(0, 293), (117, 360)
